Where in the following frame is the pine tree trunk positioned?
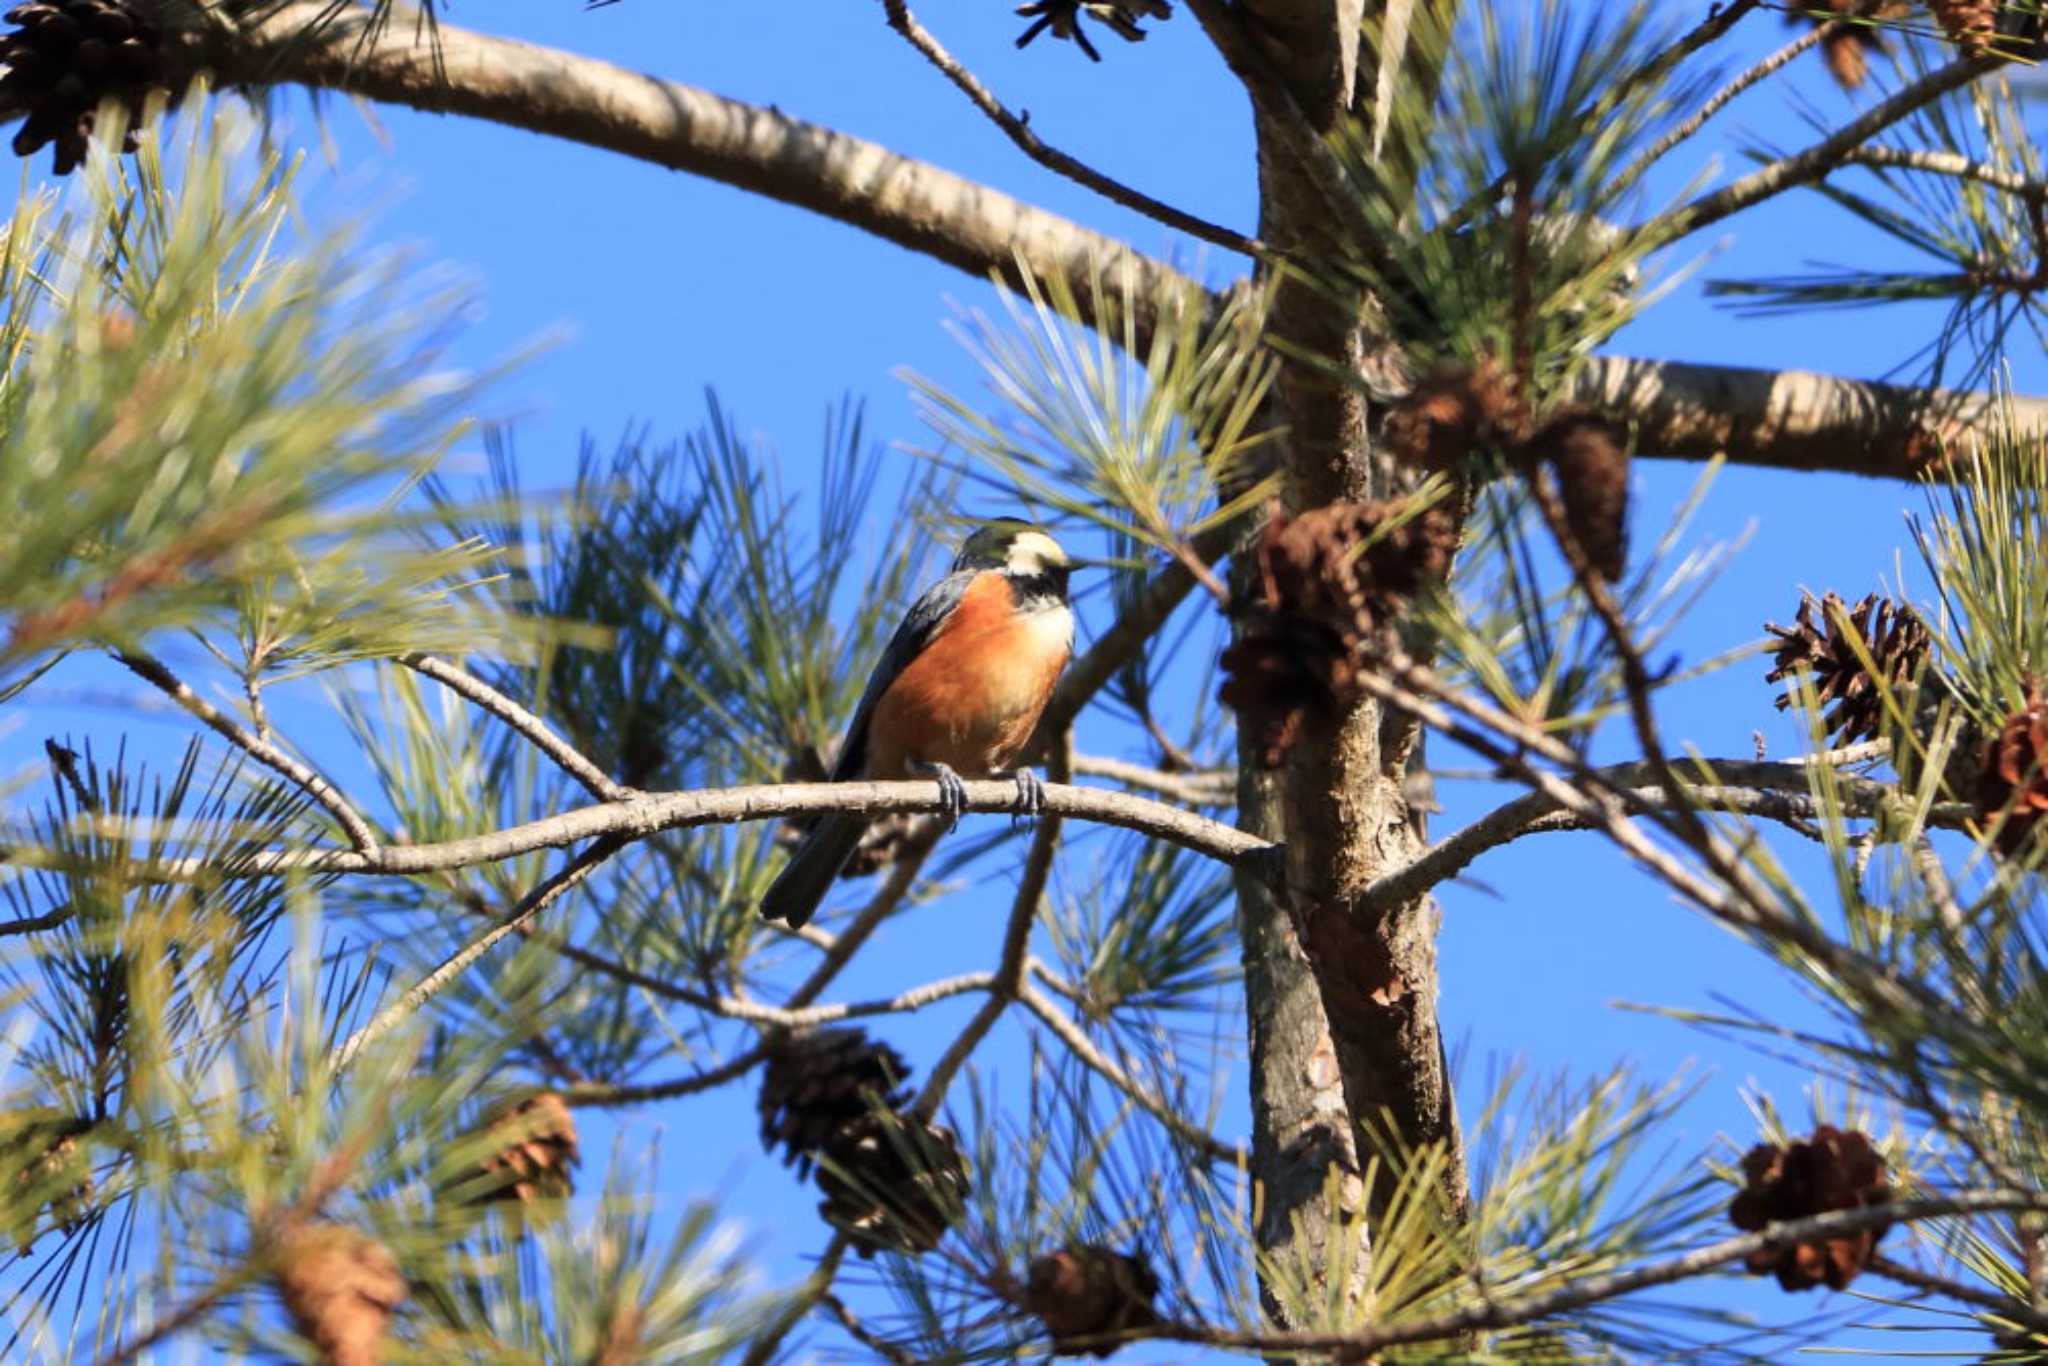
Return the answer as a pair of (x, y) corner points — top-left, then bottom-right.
(1234, 0), (1467, 1330)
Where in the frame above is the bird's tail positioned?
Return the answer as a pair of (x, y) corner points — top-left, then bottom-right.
(759, 814), (866, 927)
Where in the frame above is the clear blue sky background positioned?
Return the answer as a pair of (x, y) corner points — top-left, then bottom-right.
(5, 1), (2041, 1359)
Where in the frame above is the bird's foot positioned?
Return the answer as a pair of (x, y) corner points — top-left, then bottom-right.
(912, 760), (970, 832)
(1002, 767), (1047, 829)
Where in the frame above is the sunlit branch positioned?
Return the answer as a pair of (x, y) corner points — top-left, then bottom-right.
(1018, 972), (1243, 1166)
(398, 653), (630, 802)
(876, 0), (1260, 256)
(112, 649), (380, 854)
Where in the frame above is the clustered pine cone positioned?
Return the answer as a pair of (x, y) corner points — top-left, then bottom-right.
(1218, 497), (1460, 768)
(273, 1222), (407, 1366)
(6, 1111), (92, 1255)
(1728, 1125), (1891, 1292)
(1526, 412), (1631, 582)
(1928, 0), (2000, 55)
(816, 1108), (972, 1257)
(757, 1027), (967, 1257)
(1763, 592), (1931, 746)
(1023, 1244), (1161, 1357)
(1014, 0), (1170, 61)
(1976, 689), (2048, 853)
(462, 1090), (580, 1208)
(758, 1026), (911, 1175)
(1, 0), (167, 175)
(776, 742), (921, 880)
(1788, 1), (1909, 92)
(1378, 361), (1528, 478)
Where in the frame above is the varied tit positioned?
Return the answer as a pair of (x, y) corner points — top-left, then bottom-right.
(760, 519), (1075, 927)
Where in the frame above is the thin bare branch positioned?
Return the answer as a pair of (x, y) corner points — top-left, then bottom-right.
(1072, 754), (1235, 805)
(1841, 145), (2045, 198)
(1018, 973), (1243, 1166)
(1667, 52), (2000, 240)
(1869, 1252), (2048, 1334)
(1615, 16), (1829, 195)
(1136, 1191), (2048, 1356)
(398, 653), (629, 802)
(332, 836), (625, 1072)
(562, 1046), (770, 1108)
(112, 649), (380, 854)
(877, 0), (1260, 257)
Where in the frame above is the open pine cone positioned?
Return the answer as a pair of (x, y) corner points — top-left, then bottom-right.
(1763, 592), (1930, 746)
(1024, 1244), (1161, 1357)
(1219, 498), (1458, 768)
(462, 1091), (580, 1207)
(1728, 1125), (1890, 1291)
(816, 1109), (971, 1257)
(0, 0), (167, 175)
(757, 1026), (911, 1176)
(1977, 690), (2048, 854)
(1929, 0), (1998, 55)
(274, 1222), (407, 1366)
(1014, 0), (1170, 61)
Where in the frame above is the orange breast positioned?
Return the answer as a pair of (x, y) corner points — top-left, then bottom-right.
(864, 573), (1071, 779)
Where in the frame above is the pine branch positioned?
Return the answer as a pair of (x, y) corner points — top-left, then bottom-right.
(876, 0), (1260, 257)
(1667, 51), (2002, 241)
(1018, 971), (1242, 1166)
(1137, 1191), (2048, 1356)
(562, 1046), (769, 1107)
(1868, 1252), (2048, 1335)
(29, 779), (1274, 881)
(398, 653), (629, 802)
(331, 835), (626, 1071)
(1072, 754), (1236, 805)
(112, 649), (380, 854)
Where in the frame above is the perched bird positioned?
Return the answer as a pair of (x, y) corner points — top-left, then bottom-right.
(760, 519), (1075, 928)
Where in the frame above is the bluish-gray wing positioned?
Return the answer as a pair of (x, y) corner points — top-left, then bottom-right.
(829, 569), (977, 781)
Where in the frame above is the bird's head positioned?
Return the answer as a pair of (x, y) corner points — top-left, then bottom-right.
(953, 518), (1072, 578)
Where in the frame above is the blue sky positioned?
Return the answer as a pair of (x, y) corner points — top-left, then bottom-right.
(5, 1), (2041, 1359)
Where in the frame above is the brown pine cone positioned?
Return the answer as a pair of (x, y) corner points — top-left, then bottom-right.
(463, 1091), (580, 1207)
(1014, 0), (1170, 61)
(1524, 411), (1630, 581)
(1379, 359), (1528, 477)
(1218, 498), (1458, 768)
(1929, 0), (1999, 55)
(0, 0), (168, 175)
(816, 1109), (970, 1257)
(1728, 1125), (1890, 1291)
(1787, 2), (1910, 92)
(1024, 1244), (1161, 1357)
(1977, 689), (2048, 853)
(758, 1026), (911, 1175)
(273, 1222), (407, 1366)
(1763, 592), (1931, 746)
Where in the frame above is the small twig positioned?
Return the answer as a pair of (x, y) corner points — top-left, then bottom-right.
(912, 786), (1062, 1117)
(878, 0), (1260, 258)
(1071, 753), (1234, 806)
(1868, 1252), (2048, 1335)
(113, 649), (381, 855)
(1018, 974), (1242, 1166)
(1839, 145), (2046, 199)
(1666, 51), (2001, 241)
(562, 1045), (770, 1107)
(1125, 1192), (2048, 1357)
(1614, 15), (1830, 195)
(398, 653), (629, 803)
(332, 836), (625, 1072)
(741, 1234), (850, 1366)
(820, 1290), (920, 1364)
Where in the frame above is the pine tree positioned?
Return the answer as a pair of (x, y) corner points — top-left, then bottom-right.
(2, 3), (2047, 1362)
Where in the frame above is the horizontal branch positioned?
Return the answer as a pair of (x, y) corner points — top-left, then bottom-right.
(20, 779), (1273, 881)
(1144, 1190), (2048, 1357)
(169, 2), (1197, 336)
(1569, 355), (2048, 480)
(1364, 757), (1971, 910)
